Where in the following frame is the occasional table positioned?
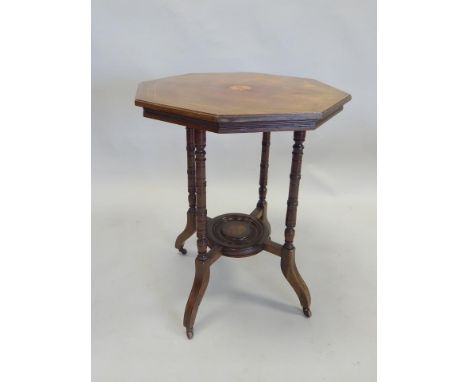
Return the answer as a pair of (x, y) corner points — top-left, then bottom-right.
(135, 73), (351, 339)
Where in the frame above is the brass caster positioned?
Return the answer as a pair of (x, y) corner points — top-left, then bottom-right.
(186, 328), (194, 339)
(303, 307), (312, 318)
(178, 247), (187, 255)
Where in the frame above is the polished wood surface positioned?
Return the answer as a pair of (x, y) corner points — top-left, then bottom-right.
(135, 73), (350, 133)
(183, 129), (212, 339)
(194, 129), (208, 262)
(207, 213), (270, 257)
(174, 127), (196, 254)
(281, 131), (311, 317)
(134, 73), (351, 338)
(180, 131), (313, 338)
(257, 132), (270, 209)
(183, 247), (222, 339)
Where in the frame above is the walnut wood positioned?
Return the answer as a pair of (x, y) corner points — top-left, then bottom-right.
(207, 213), (270, 257)
(134, 73), (351, 337)
(136, 73), (351, 133)
(249, 206), (263, 219)
(186, 127), (197, 211)
(281, 247), (311, 317)
(284, 131), (306, 250)
(281, 131), (311, 316)
(263, 239), (282, 257)
(174, 127), (196, 254)
(257, 132), (270, 209)
(142, 105), (345, 134)
(183, 129), (213, 339)
(142, 108), (321, 133)
(194, 130), (208, 261)
(183, 248), (222, 339)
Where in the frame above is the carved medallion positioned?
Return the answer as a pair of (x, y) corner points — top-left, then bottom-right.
(228, 85), (252, 91)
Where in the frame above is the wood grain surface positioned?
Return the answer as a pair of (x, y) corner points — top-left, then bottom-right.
(135, 72), (351, 133)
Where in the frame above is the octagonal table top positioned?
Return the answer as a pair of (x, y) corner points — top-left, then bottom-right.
(135, 72), (351, 133)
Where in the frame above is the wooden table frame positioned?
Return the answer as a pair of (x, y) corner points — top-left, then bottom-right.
(175, 127), (311, 339)
(135, 73), (350, 339)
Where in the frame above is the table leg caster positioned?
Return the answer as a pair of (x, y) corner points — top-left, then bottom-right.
(178, 247), (187, 255)
(186, 328), (194, 339)
(303, 307), (312, 318)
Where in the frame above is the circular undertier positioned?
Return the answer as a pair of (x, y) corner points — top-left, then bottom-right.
(207, 213), (270, 257)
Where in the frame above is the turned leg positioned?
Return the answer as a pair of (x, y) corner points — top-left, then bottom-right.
(251, 132), (270, 221)
(281, 130), (312, 317)
(183, 129), (219, 338)
(175, 127), (197, 254)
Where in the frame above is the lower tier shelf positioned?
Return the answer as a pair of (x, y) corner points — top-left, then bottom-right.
(207, 212), (270, 257)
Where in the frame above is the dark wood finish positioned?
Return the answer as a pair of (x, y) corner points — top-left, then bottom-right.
(135, 73), (351, 338)
(183, 129), (211, 339)
(257, 132), (270, 210)
(207, 213), (270, 257)
(284, 131), (305, 250)
(142, 107), (323, 134)
(281, 131), (311, 317)
(281, 247), (312, 317)
(174, 127), (196, 254)
(183, 247), (222, 339)
(250, 132), (271, 221)
(136, 73), (351, 133)
(194, 130), (208, 261)
(263, 239), (282, 257)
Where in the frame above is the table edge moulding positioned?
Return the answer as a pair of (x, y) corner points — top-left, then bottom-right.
(135, 72), (351, 134)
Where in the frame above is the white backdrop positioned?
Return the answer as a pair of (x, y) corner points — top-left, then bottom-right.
(92, 0), (376, 381)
